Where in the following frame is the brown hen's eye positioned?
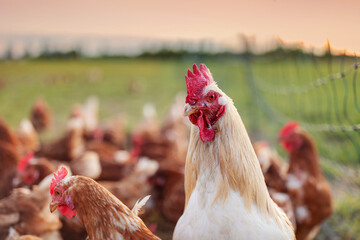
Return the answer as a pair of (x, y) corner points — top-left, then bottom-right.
(56, 191), (60, 196)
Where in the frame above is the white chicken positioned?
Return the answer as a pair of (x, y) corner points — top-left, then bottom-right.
(173, 64), (294, 240)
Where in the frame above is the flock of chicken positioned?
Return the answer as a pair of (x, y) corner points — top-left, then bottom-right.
(0, 64), (332, 240)
(0, 95), (187, 240)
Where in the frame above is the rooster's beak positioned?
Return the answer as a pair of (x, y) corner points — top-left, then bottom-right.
(184, 103), (199, 116)
(49, 201), (58, 213)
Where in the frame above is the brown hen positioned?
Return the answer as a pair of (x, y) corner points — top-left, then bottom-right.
(279, 122), (333, 240)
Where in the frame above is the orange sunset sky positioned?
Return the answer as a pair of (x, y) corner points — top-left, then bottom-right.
(0, 0), (359, 54)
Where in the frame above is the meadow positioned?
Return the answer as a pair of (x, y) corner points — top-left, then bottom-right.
(0, 57), (359, 239)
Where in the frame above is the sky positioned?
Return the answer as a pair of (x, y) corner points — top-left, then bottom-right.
(0, 0), (359, 55)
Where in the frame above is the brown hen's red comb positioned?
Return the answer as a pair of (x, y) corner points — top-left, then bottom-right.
(185, 64), (214, 104)
(17, 152), (34, 172)
(50, 167), (68, 196)
(279, 121), (299, 137)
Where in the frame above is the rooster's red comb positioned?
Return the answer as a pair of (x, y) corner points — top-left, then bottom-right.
(279, 121), (299, 137)
(50, 167), (68, 196)
(185, 64), (214, 104)
(17, 152), (34, 172)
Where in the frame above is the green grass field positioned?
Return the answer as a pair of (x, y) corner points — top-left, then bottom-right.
(0, 59), (246, 128)
(0, 57), (359, 239)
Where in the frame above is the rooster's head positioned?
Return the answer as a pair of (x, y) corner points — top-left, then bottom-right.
(278, 121), (304, 152)
(49, 167), (77, 218)
(184, 64), (227, 142)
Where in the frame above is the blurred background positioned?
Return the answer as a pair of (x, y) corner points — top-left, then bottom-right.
(0, 0), (359, 239)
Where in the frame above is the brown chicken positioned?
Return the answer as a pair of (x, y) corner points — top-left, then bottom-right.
(5, 227), (43, 240)
(130, 103), (163, 160)
(159, 93), (190, 165)
(100, 115), (127, 149)
(99, 157), (159, 210)
(30, 98), (52, 132)
(0, 176), (62, 239)
(0, 141), (20, 199)
(0, 118), (20, 147)
(279, 122), (333, 240)
(81, 96), (99, 138)
(70, 97), (126, 147)
(86, 140), (135, 181)
(70, 151), (102, 180)
(36, 117), (85, 162)
(16, 119), (40, 156)
(0, 118), (20, 199)
(130, 132), (171, 162)
(15, 154), (56, 188)
(58, 215), (87, 240)
(131, 98), (189, 166)
(58, 215), (86, 240)
(49, 167), (160, 240)
(253, 141), (287, 192)
(151, 164), (185, 223)
(69, 97), (99, 141)
(253, 141), (296, 229)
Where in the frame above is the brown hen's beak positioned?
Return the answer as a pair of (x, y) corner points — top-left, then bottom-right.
(184, 103), (199, 116)
(49, 201), (58, 213)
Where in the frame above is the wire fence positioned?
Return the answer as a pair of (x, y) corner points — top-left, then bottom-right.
(245, 47), (360, 166)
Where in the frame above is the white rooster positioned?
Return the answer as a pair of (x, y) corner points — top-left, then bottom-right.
(173, 64), (295, 240)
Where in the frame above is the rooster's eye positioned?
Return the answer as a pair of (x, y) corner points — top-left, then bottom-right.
(207, 94), (215, 103)
(56, 191), (60, 196)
